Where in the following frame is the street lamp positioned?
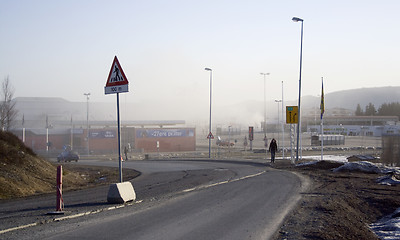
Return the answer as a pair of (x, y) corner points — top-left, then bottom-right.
(260, 73), (270, 139)
(205, 68), (212, 158)
(292, 16), (304, 162)
(275, 99), (282, 156)
(281, 81), (285, 159)
(84, 93), (90, 156)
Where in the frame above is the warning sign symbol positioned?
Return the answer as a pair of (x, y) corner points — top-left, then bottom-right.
(110, 65), (124, 83)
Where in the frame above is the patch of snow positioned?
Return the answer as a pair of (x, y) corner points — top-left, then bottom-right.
(370, 207), (400, 240)
(333, 161), (400, 174)
(376, 174), (400, 186)
(305, 155), (349, 162)
(296, 161), (319, 167)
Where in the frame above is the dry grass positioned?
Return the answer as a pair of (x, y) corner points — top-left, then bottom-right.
(0, 131), (139, 200)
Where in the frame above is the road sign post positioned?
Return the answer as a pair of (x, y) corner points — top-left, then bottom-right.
(249, 126), (254, 151)
(290, 124), (295, 164)
(105, 56), (129, 183)
(286, 106), (298, 164)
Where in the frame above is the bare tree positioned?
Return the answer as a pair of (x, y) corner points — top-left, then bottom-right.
(0, 76), (17, 131)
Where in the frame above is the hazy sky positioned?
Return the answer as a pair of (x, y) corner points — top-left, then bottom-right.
(1, 1), (400, 124)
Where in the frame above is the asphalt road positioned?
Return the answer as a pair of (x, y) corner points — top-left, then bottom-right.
(1, 159), (306, 240)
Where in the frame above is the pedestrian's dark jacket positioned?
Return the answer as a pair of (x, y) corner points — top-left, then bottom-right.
(269, 140), (277, 153)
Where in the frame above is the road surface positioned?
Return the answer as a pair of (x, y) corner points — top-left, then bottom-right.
(1, 159), (306, 240)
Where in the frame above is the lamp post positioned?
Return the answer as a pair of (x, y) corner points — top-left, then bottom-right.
(275, 99), (282, 156)
(275, 99), (282, 132)
(84, 93), (90, 156)
(281, 81), (285, 159)
(228, 125), (232, 154)
(260, 73), (270, 139)
(205, 68), (212, 158)
(292, 16), (304, 162)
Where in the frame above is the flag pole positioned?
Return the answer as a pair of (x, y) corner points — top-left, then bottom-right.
(22, 114), (25, 143)
(320, 77), (324, 161)
(321, 115), (324, 161)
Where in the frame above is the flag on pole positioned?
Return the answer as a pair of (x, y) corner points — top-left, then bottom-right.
(320, 78), (325, 119)
(22, 114), (25, 127)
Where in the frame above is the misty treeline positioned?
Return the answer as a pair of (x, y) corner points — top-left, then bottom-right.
(355, 102), (400, 118)
(1, 76), (17, 131)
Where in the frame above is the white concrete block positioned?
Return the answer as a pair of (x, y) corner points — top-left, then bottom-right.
(107, 182), (136, 204)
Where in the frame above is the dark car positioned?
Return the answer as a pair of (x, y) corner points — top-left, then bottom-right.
(57, 150), (79, 162)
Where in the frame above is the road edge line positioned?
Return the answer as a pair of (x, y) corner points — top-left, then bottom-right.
(180, 170), (266, 194)
(0, 200), (143, 235)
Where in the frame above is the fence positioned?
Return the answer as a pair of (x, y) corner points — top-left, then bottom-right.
(311, 135), (345, 146)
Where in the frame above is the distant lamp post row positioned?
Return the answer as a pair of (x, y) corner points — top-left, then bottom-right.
(292, 16), (304, 162)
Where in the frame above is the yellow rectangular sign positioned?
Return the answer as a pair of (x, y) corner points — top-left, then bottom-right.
(286, 106), (298, 124)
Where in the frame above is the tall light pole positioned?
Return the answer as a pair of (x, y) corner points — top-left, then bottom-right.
(260, 73), (270, 139)
(205, 68), (212, 158)
(292, 16), (304, 162)
(275, 99), (282, 137)
(281, 80), (285, 159)
(275, 99), (282, 158)
(84, 93), (90, 156)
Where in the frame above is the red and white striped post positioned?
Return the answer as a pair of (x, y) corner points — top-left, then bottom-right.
(56, 165), (63, 211)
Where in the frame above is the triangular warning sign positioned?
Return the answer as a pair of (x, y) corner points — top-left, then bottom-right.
(105, 56), (129, 94)
(106, 56), (129, 87)
(207, 132), (214, 139)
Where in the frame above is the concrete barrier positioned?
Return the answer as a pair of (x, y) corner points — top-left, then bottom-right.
(107, 182), (136, 204)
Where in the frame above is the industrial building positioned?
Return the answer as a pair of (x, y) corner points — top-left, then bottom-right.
(306, 116), (400, 137)
(12, 123), (195, 155)
(11, 97), (195, 155)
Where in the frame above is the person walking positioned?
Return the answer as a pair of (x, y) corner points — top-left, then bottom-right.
(124, 146), (129, 161)
(269, 138), (278, 163)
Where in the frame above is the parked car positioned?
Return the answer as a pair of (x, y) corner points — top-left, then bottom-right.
(216, 136), (234, 147)
(57, 150), (79, 162)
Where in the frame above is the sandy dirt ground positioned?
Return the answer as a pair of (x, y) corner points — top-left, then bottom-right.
(272, 160), (400, 240)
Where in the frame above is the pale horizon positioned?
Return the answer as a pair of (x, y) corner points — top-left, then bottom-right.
(1, 1), (400, 126)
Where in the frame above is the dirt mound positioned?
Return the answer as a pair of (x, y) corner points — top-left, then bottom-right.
(0, 131), (36, 162)
(0, 131), (140, 200)
(0, 131), (86, 199)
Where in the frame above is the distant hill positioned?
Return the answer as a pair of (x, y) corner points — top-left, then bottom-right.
(302, 86), (400, 110)
(11, 86), (400, 127)
(219, 86), (400, 125)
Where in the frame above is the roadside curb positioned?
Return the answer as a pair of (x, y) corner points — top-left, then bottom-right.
(0, 200), (143, 235)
